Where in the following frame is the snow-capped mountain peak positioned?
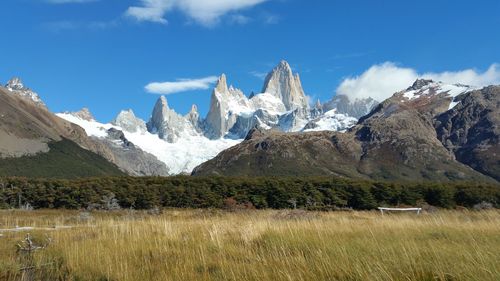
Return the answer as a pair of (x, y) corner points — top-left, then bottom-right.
(398, 79), (473, 110)
(4, 77), (46, 107)
(6, 77), (25, 90)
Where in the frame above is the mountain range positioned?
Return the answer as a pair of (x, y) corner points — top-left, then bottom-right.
(0, 61), (498, 182)
(54, 60), (371, 175)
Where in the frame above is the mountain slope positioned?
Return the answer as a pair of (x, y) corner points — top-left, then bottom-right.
(0, 138), (125, 178)
(193, 80), (497, 182)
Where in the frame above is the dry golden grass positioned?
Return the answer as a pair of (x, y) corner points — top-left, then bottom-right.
(0, 209), (499, 281)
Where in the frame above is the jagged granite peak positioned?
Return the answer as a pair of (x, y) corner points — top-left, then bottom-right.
(147, 96), (199, 142)
(4, 77), (46, 107)
(112, 109), (147, 133)
(262, 60), (309, 112)
(215, 74), (229, 93)
(323, 95), (379, 119)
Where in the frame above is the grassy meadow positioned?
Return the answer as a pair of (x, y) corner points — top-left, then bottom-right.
(0, 209), (499, 281)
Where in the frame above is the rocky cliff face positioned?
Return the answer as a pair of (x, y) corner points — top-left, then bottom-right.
(435, 86), (500, 181)
(193, 80), (498, 183)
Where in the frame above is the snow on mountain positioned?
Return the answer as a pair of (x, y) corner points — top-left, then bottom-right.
(398, 79), (473, 110)
(249, 92), (286, 115)
(4, 77), (46, 108)
(323, 95), (378, 119)
(112, 109), (147, 133)
(57, 112), (240, 174)
(302, 109), (358, 132)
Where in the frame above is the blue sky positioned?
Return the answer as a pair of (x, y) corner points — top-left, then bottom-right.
(1, 0), (499, 121)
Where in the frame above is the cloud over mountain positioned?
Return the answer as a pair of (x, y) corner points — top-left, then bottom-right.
(337, 62), (500, 101)
(145, 76), (219, 95)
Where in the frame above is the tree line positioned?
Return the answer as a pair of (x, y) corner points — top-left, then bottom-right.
(0, 176), (498, 210)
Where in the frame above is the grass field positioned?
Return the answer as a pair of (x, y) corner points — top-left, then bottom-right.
(0, 209), (499, 281)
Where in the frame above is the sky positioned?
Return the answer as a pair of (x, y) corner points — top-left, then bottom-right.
(1, 0), (500, 122)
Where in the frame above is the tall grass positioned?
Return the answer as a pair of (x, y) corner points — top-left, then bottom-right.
(1, 209), (499, 281)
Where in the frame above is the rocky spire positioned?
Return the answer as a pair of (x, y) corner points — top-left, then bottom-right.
(112, 109), (147, 133)
(186, 104), (202, 132)
(262, 60), (309, 112)
(215, 74), (229, 93)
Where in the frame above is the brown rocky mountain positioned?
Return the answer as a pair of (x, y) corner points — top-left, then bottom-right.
(0, 83), (108, 158)
(193, 80), (498, 183)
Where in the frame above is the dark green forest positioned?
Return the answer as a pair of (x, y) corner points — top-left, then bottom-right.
(0, 176), (498, 210)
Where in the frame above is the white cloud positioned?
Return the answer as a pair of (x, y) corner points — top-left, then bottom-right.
(337, 62), (500, 102)
(145, 76), (218, 95)
(422, 64), (500, 87)
(126, 0), (269, 26)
